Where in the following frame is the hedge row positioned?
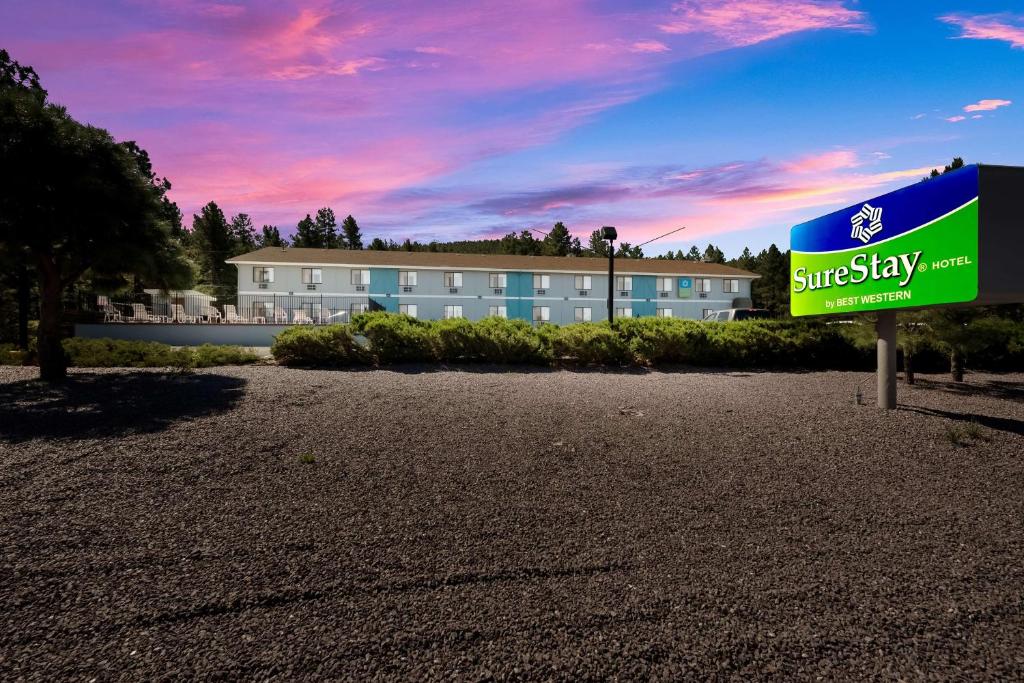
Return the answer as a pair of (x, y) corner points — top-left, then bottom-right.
(270, 313), (875, 369)
(60, 338), (260, 368)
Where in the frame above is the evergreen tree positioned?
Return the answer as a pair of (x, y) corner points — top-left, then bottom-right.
(685, 246), (702, 261)
(703, 244), (726, 264)
(586, 229), (609, 257)
(230, 213), (257, 251)
(341, 214), (363, 249)
(292, 214), (320, 248)
(542, 221), (573, 256)
(258, 225), (287, 247)
(750, 244), (790, 315)
(315, 207), (339, 248)
(191, 202), (235, 296)
(368, 237), (388, 250)
(735, 246), (755, 271)
(615, 242), (644, 258)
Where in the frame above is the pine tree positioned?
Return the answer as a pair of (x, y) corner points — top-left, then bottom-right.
(542, 221), (573, 256)
(685, 246), (702, 261)
(586, 229), (609, 257)
(258, 225), (287, 247)
(292, 214), (319, 248)
(315, 207), (339, 248)
(341, 215), (363, 249)
(230, 213), (257, 251)
(191, 201), (235, 296)
(703, 244), (726, 264)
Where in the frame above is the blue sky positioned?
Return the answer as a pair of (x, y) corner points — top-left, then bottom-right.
(1, 0), (1020, 256)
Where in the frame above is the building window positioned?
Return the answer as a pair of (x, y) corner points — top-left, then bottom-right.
(656, 308), (673, 318)
(350, 303), (369, 316)
(488, 305), (507, 318)
(251, 302), (273, 320)
(615, 307), (632, 318)
(574, 307), (592, 322)
(656, 277), (673, 292)
(723, 278), (739, 293)
(443, 305), (463, 319)
(488, 273), (507, 288)
(301, 268), (322, 284)
(615, 276), (632, 291)
(399, 271), (418, 287)
(399, 304), (418, 318)
(532, 306), (550, 323)
(574, 275), (592, 290)
(694, 278), (711, 293)
(253, 267), (274, 283)
(702, 308), (715, 319)
(444, 272), (463, 288)
(533, 274), (551, 290)
(351, 269), (370, 286)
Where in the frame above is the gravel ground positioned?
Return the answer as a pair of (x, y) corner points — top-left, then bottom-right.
(1, 365), (1022, 680)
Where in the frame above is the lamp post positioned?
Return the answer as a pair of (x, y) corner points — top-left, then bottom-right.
(601, 226), (617, 324)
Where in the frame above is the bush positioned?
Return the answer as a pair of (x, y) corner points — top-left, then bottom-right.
(192, 344), (260, 367)
(429, 317), (482, 362)
(60, 338), (260, 369)
(270, 324), (371, 367)
(617, 317), (711, 366)
(351, 312), (436, 363)
(550, 323), (630, 365)
(0, 343), (28, 366)
(473, 317), (551, 365)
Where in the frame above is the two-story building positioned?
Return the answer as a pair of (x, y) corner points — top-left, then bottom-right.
(226, 247), (759, 324)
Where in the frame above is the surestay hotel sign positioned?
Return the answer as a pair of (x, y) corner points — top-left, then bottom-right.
(790, 164), (1023, 316)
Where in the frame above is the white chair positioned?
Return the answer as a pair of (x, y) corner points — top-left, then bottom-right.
(103, 303), (123, 322)
(202, 305), (222, 323)
(129, 303), (158, 322)
(316, 306), (332, 324)
(223, 304), (246, 323)
(171, 304), (197, 323)
(273, 306), (289, 323)
(293, 309), (313, 324)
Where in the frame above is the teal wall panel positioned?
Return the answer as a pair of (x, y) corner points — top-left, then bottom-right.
(633, 275), (656, 317)
(506, 271), (532, 298)
(370, 268), (398, 295)
(506, 298), (533, 321)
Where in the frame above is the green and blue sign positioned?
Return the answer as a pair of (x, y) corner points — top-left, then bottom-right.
(791, 165), (980, 316)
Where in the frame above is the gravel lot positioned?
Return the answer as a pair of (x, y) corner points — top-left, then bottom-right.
(1, 365), (1022, 680)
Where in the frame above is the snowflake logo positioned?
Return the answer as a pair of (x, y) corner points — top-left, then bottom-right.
(850, 203), (883, 244)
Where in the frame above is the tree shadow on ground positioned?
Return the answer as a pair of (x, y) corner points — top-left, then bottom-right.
(911, 377), (1024, 402)
(0, 372), (247, 442)
(900, 405), (1024, 437)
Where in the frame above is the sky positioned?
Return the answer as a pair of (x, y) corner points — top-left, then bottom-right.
(1, 0), (1021, 256)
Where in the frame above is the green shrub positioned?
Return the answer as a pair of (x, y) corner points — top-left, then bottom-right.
(60, 338), (259, 369)
(271, 325), (371, 367)
(351, 312), (436, 363)
(429, 317), (481, 362)
(0, 343), (28, 366)
(617, 317), (711, 366)
(550, 323), (630, 365)
(473, 317), (551, 365)
(192, 344), (260, 367)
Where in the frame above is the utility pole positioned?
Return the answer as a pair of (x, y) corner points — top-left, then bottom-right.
(601, 226), (617, 324)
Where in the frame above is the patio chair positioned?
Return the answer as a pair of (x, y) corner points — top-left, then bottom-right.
(171, 304), (197, 324)
(103, 303), (123, 322)
(223, 304), (247, 323)
(129, 303), (158, 323)
(316, 306), (332, 324)
(273, 306), (289, 323)
(202, 305), (223, 323)
(292, 309), (313, 324)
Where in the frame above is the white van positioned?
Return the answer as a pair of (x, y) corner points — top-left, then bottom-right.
(702, 308), (772, 322)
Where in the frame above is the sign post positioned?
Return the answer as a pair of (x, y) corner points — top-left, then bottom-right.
(790, 164), (1024, 409)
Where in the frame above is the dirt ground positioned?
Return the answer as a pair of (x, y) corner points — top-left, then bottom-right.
(1, 365), (1022, 680)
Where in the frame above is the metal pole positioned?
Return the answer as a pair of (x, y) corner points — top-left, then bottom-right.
(876, 310), (897, 409)
(607, 242), (615, 324)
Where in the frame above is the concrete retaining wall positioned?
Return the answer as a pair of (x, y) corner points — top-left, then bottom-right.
(75, 323), (293, 347)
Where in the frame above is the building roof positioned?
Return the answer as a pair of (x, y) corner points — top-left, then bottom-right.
(227, 247), (759, 278)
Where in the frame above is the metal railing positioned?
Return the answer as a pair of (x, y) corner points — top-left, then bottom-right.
(80, 291), (376, 325)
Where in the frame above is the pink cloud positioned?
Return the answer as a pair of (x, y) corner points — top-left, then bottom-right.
(782, 150), (860, 174)
(946, 115), (966, 123)
(631, 40), (671, 53)
(963, 98), (1012, 112)
(659, 0), (868, 47)
(940, 13), (1024, 49)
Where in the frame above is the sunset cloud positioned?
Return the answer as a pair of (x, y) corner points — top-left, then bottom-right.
(963, 98), (1012, 112)
(939, 13), (1024, 49)
(946, 116), (966, 123)
(659, 0), (868, 47)
(630, 40), (671, 53)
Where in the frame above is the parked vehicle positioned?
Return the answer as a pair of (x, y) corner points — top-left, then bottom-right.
(703, 308), (772, 322)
